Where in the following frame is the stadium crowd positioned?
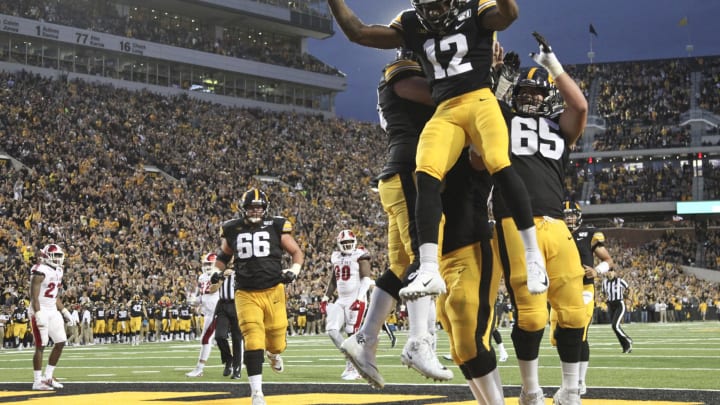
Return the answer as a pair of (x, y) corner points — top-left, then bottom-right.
(0, 68), (719, 349)
(1, 35), (720, 347)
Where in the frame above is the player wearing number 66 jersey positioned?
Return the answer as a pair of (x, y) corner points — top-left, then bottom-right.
(484, 34), (589, 405)
(323, 229), (372, 380)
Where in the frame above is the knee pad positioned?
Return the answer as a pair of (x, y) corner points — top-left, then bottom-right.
(554, 326), (583, 363)
(376, 269), (404, 300)
(511, 326), (544, 361)
(463, 350), (497, 378)
(244, 349), (264, 376)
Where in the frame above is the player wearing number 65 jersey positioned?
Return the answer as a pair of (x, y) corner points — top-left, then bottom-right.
(327, 0), (546, 305)
(29, 244), (74, 391)
(484, 34), (588, 405)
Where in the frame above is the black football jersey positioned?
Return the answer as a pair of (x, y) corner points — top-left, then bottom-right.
(493, 103), (568, 219)
(391, 0), (497, 104)
(221, 216), (293, 291)
(573, 225), (606, 285)
(130, 301), (144, 317)
(441, 148), (493, 255)
(377, 58), (435, 180)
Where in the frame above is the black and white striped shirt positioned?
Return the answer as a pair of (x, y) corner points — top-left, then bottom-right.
(602, 277), (629, 302)
(219, 272), (235, 301)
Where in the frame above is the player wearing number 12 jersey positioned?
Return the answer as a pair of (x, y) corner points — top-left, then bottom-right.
(327, 0), (547, 305)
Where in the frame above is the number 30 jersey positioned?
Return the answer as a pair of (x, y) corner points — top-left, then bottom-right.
(330, 248), (371, 299)
(390, 0), (497, 104)
(220, 216), (293, 291)
(493, 103), (568, 220)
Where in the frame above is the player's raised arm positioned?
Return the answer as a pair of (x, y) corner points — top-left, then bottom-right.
(327, 0), (404, 49)
(481, 0), (519, 31)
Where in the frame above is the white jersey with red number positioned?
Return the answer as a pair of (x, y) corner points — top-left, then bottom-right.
(331, 247), (371, 300)
(197, 272), (219, 315)
(30, 263), (64, 312)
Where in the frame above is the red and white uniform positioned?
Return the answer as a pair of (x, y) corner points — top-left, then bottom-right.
(326, 247), (371, 334)
(194, 270), (220, 363)
(30, 263), (67, 346)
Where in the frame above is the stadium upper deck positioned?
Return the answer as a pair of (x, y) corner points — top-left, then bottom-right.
(0, 0), (345, 116)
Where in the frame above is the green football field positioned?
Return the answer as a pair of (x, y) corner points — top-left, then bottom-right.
(1, 320), (719, 392)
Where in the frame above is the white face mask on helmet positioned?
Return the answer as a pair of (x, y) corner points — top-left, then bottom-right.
(336, 229), (357, 254)
(202, 252), (217, 273)
(40, 244), (65, 268)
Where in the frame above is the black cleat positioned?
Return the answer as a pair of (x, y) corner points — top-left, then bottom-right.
(223, 363), (232, 377)
(231, 367), (242, 379)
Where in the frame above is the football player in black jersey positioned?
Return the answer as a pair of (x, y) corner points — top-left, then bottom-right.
(438, 147), (507, 404)
(480, 34), (588, 405)
(550, 201), (614, 397)
(210, 188), (304, 405)
(341, 48), (452, 388)
(328, 0), (548, 302)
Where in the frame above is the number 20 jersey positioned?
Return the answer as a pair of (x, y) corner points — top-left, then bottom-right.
(390, 0), (497, 104)
(220, 216), (293, 291)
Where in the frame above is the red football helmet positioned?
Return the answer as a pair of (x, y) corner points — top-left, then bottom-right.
(40, 244), (65, 268)
(336, 229), (357, 254)
(202, 252), (217, 273)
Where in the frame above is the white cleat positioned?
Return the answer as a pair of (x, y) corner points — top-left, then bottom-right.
(185, 367), (203, 377)
(399, 263), (446, 300)
(266, 351), (284, 373)
(499, 350), (509, 362)
(579, 381), (587, 396)
(526, 256), (549, 295)
(553, 387), (582, 405)
(340, 333), (384, 389)
(519, 387), (545, 405)
(400, 335), (453, 381)
(251, 391), (266, 405)
(46, 377), (64, 389)
(32, 380), (54, 391)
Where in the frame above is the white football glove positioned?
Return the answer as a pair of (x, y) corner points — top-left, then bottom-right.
(529, 31), (565, 79)
(62, 308), (75, 327)
(34, 310), (48, 328)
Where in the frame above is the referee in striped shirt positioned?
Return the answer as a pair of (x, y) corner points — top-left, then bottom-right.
(215, 270), (243, 378)
(602, 269), (633, 353)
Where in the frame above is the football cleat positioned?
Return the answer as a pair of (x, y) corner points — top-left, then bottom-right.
(499, 350), (509, 362)
(526, 256), (549, 295)
(251, 391), (266, 405)
(553, 387), (581, 405)
(32, 380), (54, 391)
(579, 381), (587, 396)
(519, 387), (546, 405)
(266, 351), (284, 373)
(623, 343), (633, 354)
(390, 335), (397, 349)
(340, 333), (384, 389)
(400, 335), (453, 381)
(399, 263), (446, 300)
(46, 377), (64, 389)
(186, 367), (203, 377)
